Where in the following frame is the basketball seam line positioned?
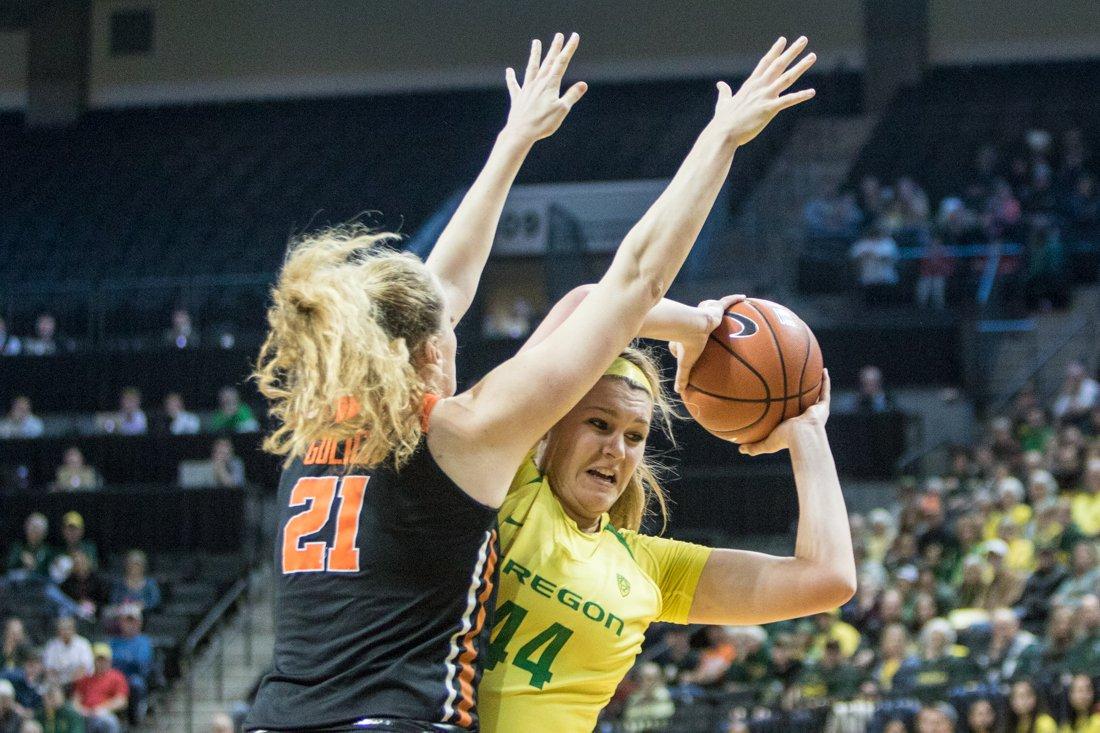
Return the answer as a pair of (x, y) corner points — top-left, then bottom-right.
(746, 302), (788, 423)
(687, 381), (823, 404)
(704, 329), (772, 433)
(797, 322), (812, 411)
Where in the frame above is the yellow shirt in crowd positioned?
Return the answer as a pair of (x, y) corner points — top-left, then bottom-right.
(1071, 491), (1100, 537)
(477, 456), (712, 733)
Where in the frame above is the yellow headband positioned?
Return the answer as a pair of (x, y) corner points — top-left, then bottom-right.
(603, 357), (654, 397)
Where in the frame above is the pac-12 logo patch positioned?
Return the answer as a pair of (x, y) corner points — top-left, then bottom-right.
(617, 574), (631, 597)
(725, 312), (759, 339)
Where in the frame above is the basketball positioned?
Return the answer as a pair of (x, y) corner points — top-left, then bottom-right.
(682, 298), (823, 443)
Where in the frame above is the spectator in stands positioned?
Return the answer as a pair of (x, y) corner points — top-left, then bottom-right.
(936, 196), (982, 246)
(915, 236), (954, 310)
(1064, 674), (1100, 732)
(1017, 546), (1069, 623)
(1065, 173), (1099, 243)
(42, 618), (91, 686)
(620, 662), (673, 732)
(98, 388), (146, 436)
(22, 314), (58, 357)
(985, 179), (1024, 241)
(6, 514), (54, 579)
(1071, 458), (1100, 537)
(54, 513), (98, 574)
(890, 176), (930, 234)
(982, 540), (1026, 610)
(1053, 542), (1100, 607)
(1050, 426), (1087, 491)
(1021, 223), (1069, 311)
(858, 175), (888, 221)
(208, 387), (258, 434)
(108, 551), (160, 613)
(915, 703), (957, 733)
(165, 308), (198, 349)
(51, 448), (101, 492)
(798, 639), (861, 704)
(1006, 679), (1057, 733)
(72, 644), (127, 733)
(897, 618), (975, 702)
(646, 627), (696, 685)
(1019, 409), (1055, 454)
(982, 607), (1038, 683)
(4, 649), (44, 717)
(1036, 605), (1077, 674)
(59, 552), (108, 621)
(155, 392), (200, 435)
(0, 398), (44, 440)
(808, 610), (861, 659)
(964, 696), (1001, 733)
(0, 319), (21, 356)
(0, 680), (20, 733)
(851, 365), (896, 415)
(1053, 361), (1099, 430)
(679, 626), (735, 692)
(210, 438), (245, 488)
(35, 684), (83, 733)
(849, 222), (900, 305)
(107, 605), (152, 723)
(1, 621), (29, 673)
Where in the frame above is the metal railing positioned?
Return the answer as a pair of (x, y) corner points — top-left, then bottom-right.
(182, 576), (253, 733)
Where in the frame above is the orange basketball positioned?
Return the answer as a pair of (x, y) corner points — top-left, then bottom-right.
(682, 298), (823, 444)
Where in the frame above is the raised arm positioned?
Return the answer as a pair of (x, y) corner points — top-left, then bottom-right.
(426, 32), (588, 325)
(686, 371), (858, 624)
(432, 37), (817, 505)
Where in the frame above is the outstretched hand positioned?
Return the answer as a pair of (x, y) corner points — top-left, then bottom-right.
(712, 36), (817, 147)
(503, 32), (588, 143)
(670, 294), (746, 394)
(739, 369), (831, 455)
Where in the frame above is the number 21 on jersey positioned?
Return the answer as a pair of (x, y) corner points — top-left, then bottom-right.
(281, 475), (369, 574)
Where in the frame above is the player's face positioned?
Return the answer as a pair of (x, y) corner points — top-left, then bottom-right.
(430, 275), (458, 397)
(543, 377), (653, 531)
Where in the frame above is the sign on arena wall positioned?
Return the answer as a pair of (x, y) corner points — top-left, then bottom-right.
(493, 180), (669, 256)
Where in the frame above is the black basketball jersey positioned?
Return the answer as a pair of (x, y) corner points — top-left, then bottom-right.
(246, 406), (499, 731)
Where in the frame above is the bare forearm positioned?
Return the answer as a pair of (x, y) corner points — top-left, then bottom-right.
(639, 298), (711, 343)
(427, 129), (534, 320)
(607, 122), (737, 297)
(788, 423), (856, 587)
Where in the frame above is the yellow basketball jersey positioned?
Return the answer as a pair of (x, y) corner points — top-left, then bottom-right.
(477, 456), (712, 732)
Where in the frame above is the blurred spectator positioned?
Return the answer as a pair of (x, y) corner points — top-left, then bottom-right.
(107, 605), (153, 723)
(1, 620), (29, 674)
(1005, 679), (1057, 733)
(72, 644), (127, 733)
(54, 513), (98, 575)
(620, 662), (673, 732)
(646, 627), (696, 683)
(915, 237), (954, 310)
(22, 314), (58, 357)
(808, 610), (861, 659)
(0, 398), (44, 440)
(1065, 173), (1099, 242)
(1052, 361), (1099, 429)
(936, 197), (982, 246)
(165, 308), (198, 349)
(982, 607), (1038, 683)
(1017, 547), (1069, 623)
(679, 626), (735, 690)
(1052, 542), (1100, 607)
(109, 551), (160, 613)
(155, 393), (200, 436)
(6, 514), (54, 579)
(1050, 426), (1087, 490)
(915, 703), (957, 733)
(1064, 674), (1100, 732)
(35, 684), (83, 733)
(97, 388), (146, 436)
(1021, 224), (1069, 311)
(798, 639), (861, 702)
(42, 618), (92, 686)
(0, 319), (21, 356)
(0, 680), (19, 733)
(20, 721), (41, 733)
(59, 552), (109, 621)
(981, 540), (1026, 609)
(1071, 458), (1099, 536)
(804, 189), (862, 241)
(1018, 408), (1054, 453)
(52, 448), (101, 492)
(4, 649), (45, 716)
(209, 387), (258, 434)
(846, 365), (896, 415)
(849, 223), (900, 305)
(984, 179), (1023, 240)
(858, 175), (888, 221)
(964, 697), (1001, 733)
(210, 439), (245, 488)
(897, 618), (976, 701)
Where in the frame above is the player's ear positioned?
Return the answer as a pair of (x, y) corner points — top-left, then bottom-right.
(416, 336), (443, 368)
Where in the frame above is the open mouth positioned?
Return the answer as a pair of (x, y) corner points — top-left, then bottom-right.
(586, 468), (617, 486)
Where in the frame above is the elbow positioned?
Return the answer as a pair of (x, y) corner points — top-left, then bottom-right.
(823, 566), (858, 608)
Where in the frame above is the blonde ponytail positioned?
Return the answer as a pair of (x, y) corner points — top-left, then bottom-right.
(254, 226), (444, 469)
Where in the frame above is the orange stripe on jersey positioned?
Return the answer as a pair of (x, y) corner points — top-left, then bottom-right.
(452, 529), (498, 726)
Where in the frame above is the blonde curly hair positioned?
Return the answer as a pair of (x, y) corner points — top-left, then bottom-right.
(254, 226), (444, 469)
